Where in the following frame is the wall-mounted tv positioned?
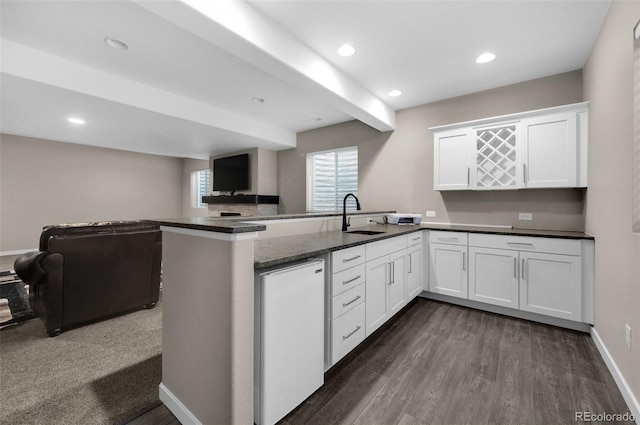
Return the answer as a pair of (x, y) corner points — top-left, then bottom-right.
(213, 153), (250, 193)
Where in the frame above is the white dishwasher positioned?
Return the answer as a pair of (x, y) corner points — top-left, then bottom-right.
(254, 258), (325, 425)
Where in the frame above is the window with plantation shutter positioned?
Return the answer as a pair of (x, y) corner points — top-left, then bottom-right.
(191, 169), (211, 208)
(306, 147), (358, 212)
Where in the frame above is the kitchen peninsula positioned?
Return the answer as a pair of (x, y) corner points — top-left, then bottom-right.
(149, 212), (594, 425)
(148, 211), (398, 425)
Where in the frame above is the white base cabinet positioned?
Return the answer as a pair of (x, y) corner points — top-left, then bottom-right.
(328, 231), (424, 366)
(428, 231), (593, 325)
(364, 237), (408, 337)
(519, 251), (582, 321)
(429, 231), (468, 299)
(406, 240), (423, 301)
(364, 255), (390, 336)
(329, 245), (366, 366)
(468, 247), (519, 308)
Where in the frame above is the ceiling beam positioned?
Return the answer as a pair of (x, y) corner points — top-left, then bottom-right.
(0, 39), (297, 149)
(134, 0), (396, 132)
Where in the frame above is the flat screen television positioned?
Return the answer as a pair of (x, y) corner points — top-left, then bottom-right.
(213, 153), (250, 193)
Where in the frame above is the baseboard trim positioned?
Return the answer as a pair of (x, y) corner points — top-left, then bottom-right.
(590, 328), (640, 423)
(159, 383), (202, 425)
(0, 248), (36, 256)
(419, 292), (591, 332)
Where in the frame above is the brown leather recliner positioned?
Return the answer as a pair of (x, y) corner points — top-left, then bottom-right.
(14, 221), (162, 336)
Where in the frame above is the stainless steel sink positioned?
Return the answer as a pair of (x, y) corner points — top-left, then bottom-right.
(346, 230), (386, 235)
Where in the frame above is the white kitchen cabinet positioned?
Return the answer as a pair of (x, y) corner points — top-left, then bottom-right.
(519, 251), (582, 321)
(328, 231), (428, 365)
(468, 247), (519, 308)
(467, 233), (585, 322)
(521, 111), (584, 188)
(430, 102), (589, 191)
(364, 255), (390, 336)
(388, 250), (406, 317)
(329, 247), (366, 366)
(331, 303), (365, 364)
(428, 231), (468, 299)
(433, 129), (470, 190)
(406, 244), (423, 301)
(365, 250), (406, 336)
(363, 234), (411, 337)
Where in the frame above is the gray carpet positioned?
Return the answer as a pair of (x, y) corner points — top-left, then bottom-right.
(0, 300), (162, 425)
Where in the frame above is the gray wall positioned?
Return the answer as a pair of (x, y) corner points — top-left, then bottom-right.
(583, 0), (640, 405)
(0, 134), (183, 252)
(278, 70), (585, 231)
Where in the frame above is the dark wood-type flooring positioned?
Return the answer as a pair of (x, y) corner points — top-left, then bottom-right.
(126, 299), (632, 425)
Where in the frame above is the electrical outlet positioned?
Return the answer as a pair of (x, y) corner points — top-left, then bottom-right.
(625, 324), (632, 350)
(518, 213), (533, 221)
(426, 210), (436, 218)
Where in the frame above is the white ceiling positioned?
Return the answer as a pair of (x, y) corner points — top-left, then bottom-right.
(0, 0), (611, 159)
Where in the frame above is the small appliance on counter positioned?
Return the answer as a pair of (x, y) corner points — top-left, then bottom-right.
(386, 213), (422, 225)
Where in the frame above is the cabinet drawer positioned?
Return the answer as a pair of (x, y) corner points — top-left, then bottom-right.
(407, 231), (423, 247)
(429, 231), (468, 246)
(331, 303), (365, 364)
(468, 233), (581, 256)
(366, 235), (407, 261)
(332, 245), (366, 273)
(332, 263), (366, 296)
(331, 283), (365, 320)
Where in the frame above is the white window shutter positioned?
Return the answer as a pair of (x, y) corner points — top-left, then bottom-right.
(307, 147), (358, 212)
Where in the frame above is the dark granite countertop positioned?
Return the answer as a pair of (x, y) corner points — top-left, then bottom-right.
(254, 224), (422, 269)
(254, 223), (593, 269)
(150, 213), (593, 267)
(419, 223), (594, 240)
(147, 217), (266, 234)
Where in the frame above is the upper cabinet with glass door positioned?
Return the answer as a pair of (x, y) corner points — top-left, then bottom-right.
(431, 102), (589, 191)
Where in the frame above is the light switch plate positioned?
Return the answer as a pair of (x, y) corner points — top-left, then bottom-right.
(426, 210), (436, 218)
(518, 213), (533, 221)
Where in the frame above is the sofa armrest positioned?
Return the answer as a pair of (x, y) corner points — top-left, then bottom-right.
(14, 251), (46, 286)
(14, 251), (64, 336)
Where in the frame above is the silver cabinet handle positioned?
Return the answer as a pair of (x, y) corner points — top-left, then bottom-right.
(523, 164), (527, 184)
(342, 295), (362, 307)
(467, 167), (470, 185)
(409, 253), (412, 274)
(462, 252), (466, 271)
(439, 237), (459, 242)
(343, 326), (361, 340)
(389, 261), (395, 284)
(343, 255), (362, 263)
(522, 258), (526, 280)
(513, 257), (517, 278)
(412, 236), (421, 241)
(343, 275), (361, 285)
(507, 242), (535, 248)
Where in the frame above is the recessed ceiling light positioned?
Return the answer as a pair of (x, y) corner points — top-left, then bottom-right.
(388, 90), (402, 97)
(104, 37), (130, 51)
(337, 44), (356, 57)
(67, 117), (85, 125)
(476, 52), (496, 64)
(252, 97), (266, 104)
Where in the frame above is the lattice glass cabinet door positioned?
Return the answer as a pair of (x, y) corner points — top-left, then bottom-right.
(473, 123), (520, 189)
